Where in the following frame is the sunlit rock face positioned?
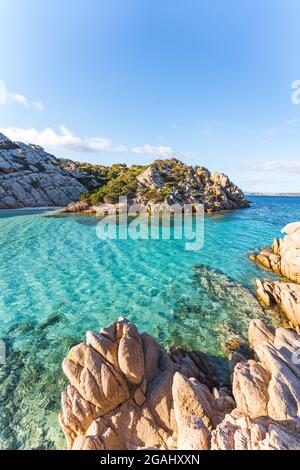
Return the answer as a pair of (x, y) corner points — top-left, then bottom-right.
(250, 222), (300, 329)
(60, 318), (300, 451)
(59, 317), (234, 450)
(256, 279), (300, 331)
(65, 158), (250, 214)
(250, 221), (300, 285)
(0, 132), (94, 208)
(136, 159), (250, 212)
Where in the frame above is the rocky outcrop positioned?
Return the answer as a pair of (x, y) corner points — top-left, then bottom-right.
(59, 317), (300, 450)
(0, 132), (99, 209)
(250, 222), (300, 329)
(211, 319), (300, 449)
(211, 411), (300, 450)
(250, 222), (300, 284)
(256, 280), (300, 331)
(65, 158), (250, 214)
(0, 134), (250, 212)
(136, 160), (250, 213)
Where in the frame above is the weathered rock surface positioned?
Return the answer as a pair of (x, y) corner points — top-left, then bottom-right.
(0, 132), (99, 209)
(250, 221), (300, 284)
(256, 280), (300, 330)
(65, 158), (250, 214)
(211, 411), (300, 450)
(59, 317), (300, 450)
(250, 222), (300, 329)
(136, 160), (250, 213)
(0, 134), (250, 213)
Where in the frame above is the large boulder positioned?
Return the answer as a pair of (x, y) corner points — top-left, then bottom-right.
(59, 317), (300, 450)
(59, 317), (234, 450)
(256, 280), (300, 330)
(250, 222), (300, 285)
(211, 410), (300, 450)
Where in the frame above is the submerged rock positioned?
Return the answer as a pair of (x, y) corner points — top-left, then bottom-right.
(0, 314), (80, 450)
(59, 317), (300, 450)
(168, 264), (279, 354)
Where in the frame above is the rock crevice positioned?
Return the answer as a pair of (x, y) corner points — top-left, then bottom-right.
(251, 222), (300, 330)
(59, 317), (300, 450)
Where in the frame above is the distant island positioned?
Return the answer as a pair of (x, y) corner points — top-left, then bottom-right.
(246, 192), (300, 197)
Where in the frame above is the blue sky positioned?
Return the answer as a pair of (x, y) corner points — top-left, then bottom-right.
(1, 0), (300, 192)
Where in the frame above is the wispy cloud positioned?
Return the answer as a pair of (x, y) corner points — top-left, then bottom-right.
(0, 80), (44, 111)
(132, 144), (173, 157)
(32, 100), (44, 111)
(0, 126), (128, 153)
(283, 118), (300, 127)
(0, 126), (182, 158)
(249, 160), (300, 173)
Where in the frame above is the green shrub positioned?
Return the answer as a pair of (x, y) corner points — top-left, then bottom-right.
(81, 165), (144, 204)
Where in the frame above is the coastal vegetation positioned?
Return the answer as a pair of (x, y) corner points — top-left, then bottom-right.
(80, 164), (145, 204)
(0, 132), (250, 213)
(68, 157), (250, 213)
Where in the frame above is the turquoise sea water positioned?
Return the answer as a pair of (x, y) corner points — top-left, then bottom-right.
(0, 196), (299, 449)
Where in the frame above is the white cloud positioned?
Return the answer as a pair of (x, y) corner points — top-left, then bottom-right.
(132, 144), (173, 157)
(0, 80), (44, 111)
(249, 160), (300, 173)
(0, 126), (128, 153)
(1, 125), (189, 159)
(32, 100), (44, 111)
(7, 91), (29, 107)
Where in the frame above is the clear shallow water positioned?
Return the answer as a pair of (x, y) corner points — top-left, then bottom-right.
(0, 196), (299, 449)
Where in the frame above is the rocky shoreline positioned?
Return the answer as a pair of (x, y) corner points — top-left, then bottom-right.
(58, 221), (300, 451)
(250, 222), (300, 285)
(0, 132), (250, 214)
(0, 133), (100, 209)
(59, 317), (300, 450)
(64, 158), (250, 215)
(250, 222), (300, 330)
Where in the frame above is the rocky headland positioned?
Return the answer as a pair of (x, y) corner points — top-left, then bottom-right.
(59, 317), (300, 450)
(65, 158), (250, 215)
(0, 132), (104, 209)
(0, 132), (250, 212)
(250, 222), (300, 330)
